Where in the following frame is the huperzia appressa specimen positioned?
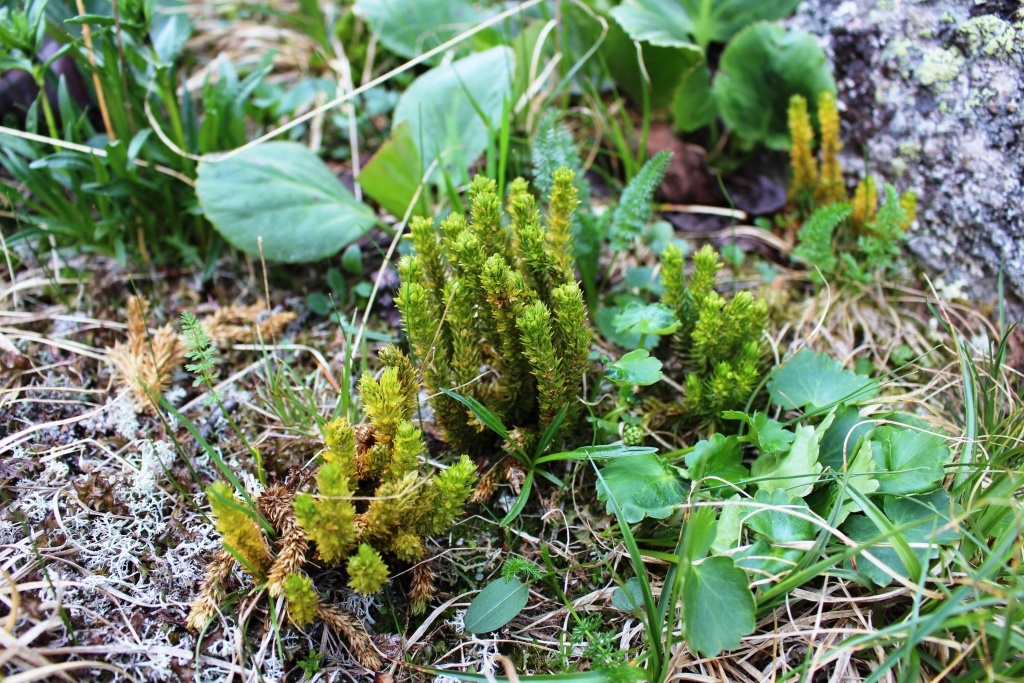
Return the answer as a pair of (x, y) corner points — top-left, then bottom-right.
(787, 91), (917, 282)
(661, 244), (768, 422)
(186, 346), (477, 668)
(395, 169), (590, 455)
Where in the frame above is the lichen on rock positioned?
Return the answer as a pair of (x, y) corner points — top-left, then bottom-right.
(788, 1), (1024, 311)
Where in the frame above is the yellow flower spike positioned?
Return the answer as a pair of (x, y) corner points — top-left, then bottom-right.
(814, 90), (846, 205)
(851, 176), (879, 233)
(787, 94), (818, 202)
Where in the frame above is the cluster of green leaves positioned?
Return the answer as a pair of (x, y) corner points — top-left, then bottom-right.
(194, 344), (478, 634)
(608, 0), (835, 149)
(786, 92), (917, 283)
(0, 0), (383, 266)
(791, 184), (913, 284)
(663, 243), (768, 421)
(579, 345), (970, 676)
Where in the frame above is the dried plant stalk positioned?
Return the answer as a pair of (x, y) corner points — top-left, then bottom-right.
(317, 603), (383, 671)
(185, 550), (234, 631)
(201, 304), (296, 344)
(107, 296), (185, 411)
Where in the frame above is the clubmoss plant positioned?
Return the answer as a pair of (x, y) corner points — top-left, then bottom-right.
(187, 346), (477, 667)
(661, 244), (768, 421)
(787, 92), (918, 282)
(396, 170), (590, 454)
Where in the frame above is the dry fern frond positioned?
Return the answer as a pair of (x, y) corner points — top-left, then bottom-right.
(107, 296), (185, 410)
(318, 603), (383, 670)
(261, 483), (309, 597)
(201, 304), (296, 344)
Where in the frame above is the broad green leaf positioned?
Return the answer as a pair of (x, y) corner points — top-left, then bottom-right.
(723, 410), (794, 455)
(612, 577), (645, 613)
(464, 577), (529, 633)
(746, 489), (815, 545)
(871, 427), (947, 496)
(818, 405), (875, 470)
(354, 0), (483, 64)
(734, 539), (803, 578)
(672, 62), (717, 132)
(712, 23), (836, 150)
(751, 414), (833, 498)
(596, 301), (659, 351)
(685, 434), (748, 486)
(610, 0), (698, 49)
(612, 302), (680, 336)
(392, 47), (514, 180)
(358, 122), (429, 219)
(769, 348), (878, 411)
(596, 453), (687, 523)
(683, 556), (756, 656)
(843, 491), (959, 587)
(601, 18), (703, 110)
(711, 496), (743, 554)
(830, 438), (880, 526)
(612, 0), (803, 50)
(196, 142), (375, 262)
(606, 349), (663, 387)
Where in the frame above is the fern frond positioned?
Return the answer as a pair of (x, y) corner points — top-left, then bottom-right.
(792, 202), (852, 281)
(610, 150), (672, 250)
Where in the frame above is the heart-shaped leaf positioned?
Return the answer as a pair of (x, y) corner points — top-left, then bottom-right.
(197, 142), (376, 263)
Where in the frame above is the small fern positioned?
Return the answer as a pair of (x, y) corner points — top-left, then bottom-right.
(610, 150), (672, 250)
(791, 203), (852, 282)
(181, 311), (218, 390)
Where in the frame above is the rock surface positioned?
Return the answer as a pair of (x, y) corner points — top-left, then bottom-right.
(789, 0), (1024, 311)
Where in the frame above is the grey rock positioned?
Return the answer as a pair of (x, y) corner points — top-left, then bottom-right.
(788, 0), (1024, 312)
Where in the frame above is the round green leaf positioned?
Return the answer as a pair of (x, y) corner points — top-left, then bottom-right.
(464, 578), (529, 634)
(596, 453), (687, 523)
(341, 244), (363, 275)
(605, 349), (664, 387)
(612, 302), (681, 336)
(392, 47), (515, 178)
(683, 556), (756, 657)
(712, 23), (835, 149)
(197, 142), (376, 263)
